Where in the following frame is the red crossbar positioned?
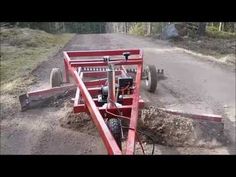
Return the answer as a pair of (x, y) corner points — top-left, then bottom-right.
(66, 49), (142, 57)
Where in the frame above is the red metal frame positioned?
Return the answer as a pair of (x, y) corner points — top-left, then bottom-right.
(21, 48), (224, 155)
(63, 49), (144, 155)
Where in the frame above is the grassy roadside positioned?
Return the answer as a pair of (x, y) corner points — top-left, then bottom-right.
(171, 38), (235, 65)
(169, 28), (236, 65)
(0, 27), (74, 118)
(0, 27), (74, 94)
(128, 24), (235, 65)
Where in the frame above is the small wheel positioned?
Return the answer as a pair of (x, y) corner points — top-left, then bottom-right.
(145, 65), (158, 93)
(106, 118), (122, 150)
(50, 68), (63, 88)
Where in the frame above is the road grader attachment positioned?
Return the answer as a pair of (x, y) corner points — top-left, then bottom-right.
(19, 49), (223, 155)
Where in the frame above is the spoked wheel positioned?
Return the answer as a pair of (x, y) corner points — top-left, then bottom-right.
(144, 65), (158, 93)
(50, 68), (63, 88)
(106, 118), (122, 150)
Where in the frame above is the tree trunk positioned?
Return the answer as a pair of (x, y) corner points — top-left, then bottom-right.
(229, 22), (234, 33)
(197, 22), (206, 36)
(219, 22), (222, 31)
(99, 23), (102, 33)
(147, 22), (152, 35)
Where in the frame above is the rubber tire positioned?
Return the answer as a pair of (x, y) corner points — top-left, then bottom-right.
(50, 68), (63, 88)
(145, 65), (158, 93)
(106, 118), (122, 150)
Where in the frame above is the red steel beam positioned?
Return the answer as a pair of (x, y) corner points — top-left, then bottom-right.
(68, 57), (141, 64)
(71, 68), (122, 155)
(70, 59), (143, 67)
(74, 105), (131, 118)
(87, 87), (101, 96)
(84, 79), (107, 87)
(74, 99), (145, 113)
(125, 64), (143, 155)
(66, 49), (141, 57)
(28, 84), (76, 98)
(99, 106), (132, 118)
(158, 108), (223, 123)
(83, 70), (122, 78)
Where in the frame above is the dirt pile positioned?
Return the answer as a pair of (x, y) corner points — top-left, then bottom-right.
(60, 110), (98, 136)
(139, 106), (195, 146)
(139, 106), (228, 148)
(59, 105), (228, 149)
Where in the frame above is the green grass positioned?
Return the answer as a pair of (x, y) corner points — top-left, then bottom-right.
(206, 26), (236, 39)
(128, 23), (146, 36)
(0, 27), (74, 94)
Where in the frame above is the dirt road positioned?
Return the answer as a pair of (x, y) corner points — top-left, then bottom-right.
(1, 33), (235, 154)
